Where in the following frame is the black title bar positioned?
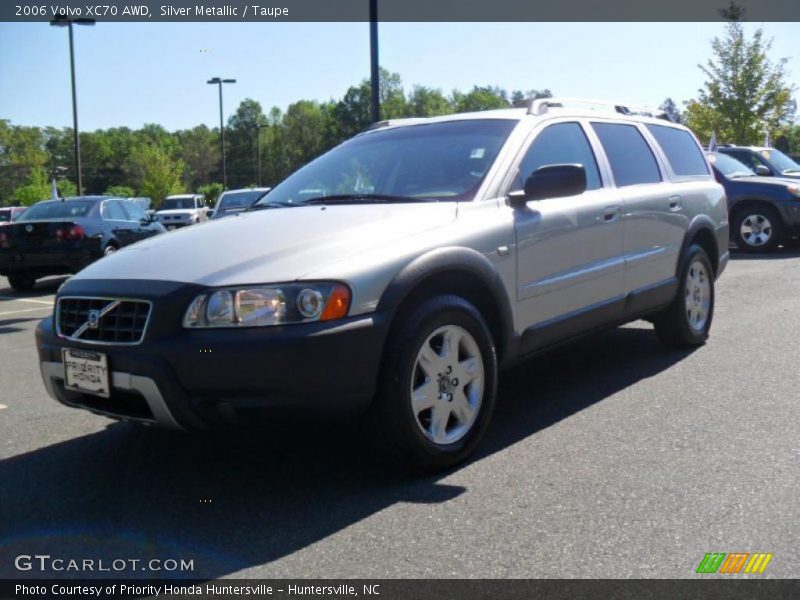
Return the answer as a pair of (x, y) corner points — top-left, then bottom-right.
(4, 0), (800, 22)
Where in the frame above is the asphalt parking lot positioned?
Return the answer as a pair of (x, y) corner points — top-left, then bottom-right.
(0, 251), (798, 579)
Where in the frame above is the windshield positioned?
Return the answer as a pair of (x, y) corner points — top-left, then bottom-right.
(161, 197), (196, 210)
(219, 190), (267, 210)
(763, 149), (800, 174)
(254, 119), (518, 207)
(20, 200), (94, 220)
(708, 152), (755, 178)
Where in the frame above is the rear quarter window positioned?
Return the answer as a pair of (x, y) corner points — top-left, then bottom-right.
(591, 123), (661, 187)
(646, 124), (709, 177)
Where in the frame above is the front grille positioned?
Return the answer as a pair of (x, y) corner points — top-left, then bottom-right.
(57, 297), (152, 344)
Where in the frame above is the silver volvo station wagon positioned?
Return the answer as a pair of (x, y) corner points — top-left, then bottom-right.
(37, 98), (729, 470)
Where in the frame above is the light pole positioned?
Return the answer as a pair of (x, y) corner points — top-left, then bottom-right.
(50, 13), (95, 196)
(207, 77), (236, 188)
(369, 0), (380, 123)
(256, 123), (269, 187)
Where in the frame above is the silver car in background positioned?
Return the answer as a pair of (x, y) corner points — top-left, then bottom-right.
(210, 187), (271, 220)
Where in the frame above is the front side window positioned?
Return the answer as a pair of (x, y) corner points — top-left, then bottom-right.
(219, 190), (267, 211)
(515, 122), (602, 191)
(254, 119), (518, 206)
(592, 123), (662, 187)
(646, 124), (709, 177)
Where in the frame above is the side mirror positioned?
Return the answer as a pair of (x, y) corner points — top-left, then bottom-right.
(508, 164), (587, 207)
(206, 209), (215, 218)
(755, 165), (771, 176)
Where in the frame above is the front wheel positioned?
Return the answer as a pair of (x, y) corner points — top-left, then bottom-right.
(653, 244), (715, 348)
(367, 295), (498, 472)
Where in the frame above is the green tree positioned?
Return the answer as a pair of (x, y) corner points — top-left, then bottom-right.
(685, 21), (795, 144)
(105, 185), (135, 197)
(406, 85), (452, 117)
(128, 144), (184, 206)
(451, 86), (510, 113)
(226, 99), (268, 189)
(0, 121), (49, 202)
(57, 179), (78, 197)
(509, 89), (553, 109)
(12, 166), (51, 205)
(198, 182), (224, 206)
(282, 100), (328, 173)
(177, 125), (219, 191)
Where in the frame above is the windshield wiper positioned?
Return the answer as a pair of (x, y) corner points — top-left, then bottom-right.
(302, 194), (438, 205)
(245, 201), (296, 212)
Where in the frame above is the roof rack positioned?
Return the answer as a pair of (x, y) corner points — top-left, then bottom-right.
(528, 97), (672, 121)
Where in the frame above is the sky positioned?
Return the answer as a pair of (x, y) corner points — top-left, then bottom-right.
(1, 21), (798, 131)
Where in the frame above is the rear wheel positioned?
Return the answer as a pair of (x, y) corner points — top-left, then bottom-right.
(653, 244), (714, 348)
(8, 274), (36, 292)
(732, 206), (784, 252)
(103, 243), (118, 257)
(367, 295), (498, 472)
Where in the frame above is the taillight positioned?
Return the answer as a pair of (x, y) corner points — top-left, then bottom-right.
(54, 228), (65, 241)
(66, 225), (84, 240)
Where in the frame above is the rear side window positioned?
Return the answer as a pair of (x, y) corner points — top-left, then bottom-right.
(646, 125), (709, 176)
(592, 123), (661, 187)
(102, 201), (127, 220)
(517, 122), (602, 191)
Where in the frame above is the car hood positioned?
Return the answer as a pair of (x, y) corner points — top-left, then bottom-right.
(155, 209), (197, 216)
(74, 203), (458, 286)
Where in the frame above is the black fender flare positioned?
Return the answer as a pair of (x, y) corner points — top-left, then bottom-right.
(678, 215), (720, 276)
(376, 246), (517, 365)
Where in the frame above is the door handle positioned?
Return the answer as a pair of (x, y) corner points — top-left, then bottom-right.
(599, 205), (622, 223)
(669, 195), (683, 211)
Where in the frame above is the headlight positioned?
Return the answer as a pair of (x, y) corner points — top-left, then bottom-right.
(183, 283), (351, 328)
(787, 185), (800, 198)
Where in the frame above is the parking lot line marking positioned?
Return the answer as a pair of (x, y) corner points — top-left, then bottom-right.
(0, 296), (54, 305)
(0, 306), (52, 317)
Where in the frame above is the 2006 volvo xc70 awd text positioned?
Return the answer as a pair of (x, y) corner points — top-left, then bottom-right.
(37, 98), (729, 470)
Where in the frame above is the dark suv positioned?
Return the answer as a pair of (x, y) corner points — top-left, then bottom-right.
(707, 152), (800, 252)
(717, 146), (800, 180)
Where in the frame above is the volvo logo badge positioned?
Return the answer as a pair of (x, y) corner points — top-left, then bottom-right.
(87, 310), (101, 330)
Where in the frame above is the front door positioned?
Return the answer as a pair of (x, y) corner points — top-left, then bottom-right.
(512, 121), (625, 346)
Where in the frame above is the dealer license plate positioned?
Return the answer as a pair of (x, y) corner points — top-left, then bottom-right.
(62, 348), (110, 398)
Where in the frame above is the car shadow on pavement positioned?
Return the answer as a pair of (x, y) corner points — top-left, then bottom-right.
(0, 323), (694, 580)
(0, 276), (68, 299)
(0, 317), (45, 335)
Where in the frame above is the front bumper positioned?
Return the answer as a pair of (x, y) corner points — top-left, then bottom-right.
(36, 308), (393, 429)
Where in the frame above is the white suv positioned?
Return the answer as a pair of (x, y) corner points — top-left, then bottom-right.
(154, 194), (208, 229)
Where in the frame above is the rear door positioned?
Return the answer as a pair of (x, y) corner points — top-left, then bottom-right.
(590, 121), (684, 294)
(512, 120), (625, 337)
(101, 200), (137, 247)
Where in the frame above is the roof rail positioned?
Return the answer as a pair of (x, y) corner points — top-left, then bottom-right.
(362, 117), (429, 133)
(528, 97), (672, 121)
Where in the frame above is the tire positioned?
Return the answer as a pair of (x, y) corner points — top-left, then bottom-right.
(653, 244), (714, 348)
(366, 295), (498, 472)
(732, 205), (784, 253)
(103, 243), (118, 257)
(8, 274), (36, 292)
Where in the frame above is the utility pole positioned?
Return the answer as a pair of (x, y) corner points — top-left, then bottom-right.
(207, 77), (236, 188)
